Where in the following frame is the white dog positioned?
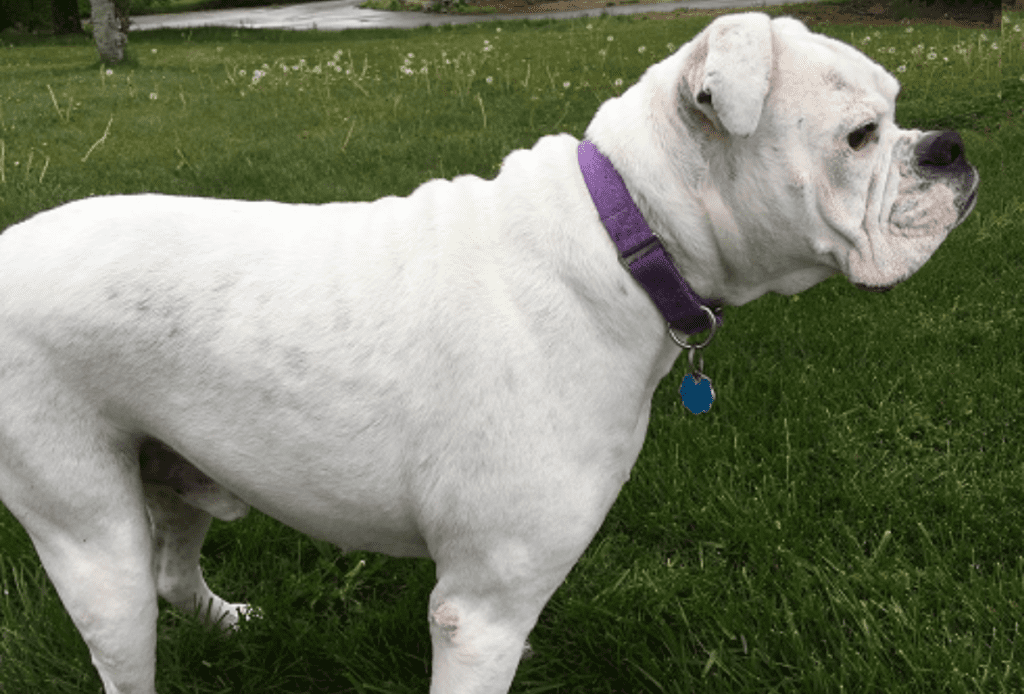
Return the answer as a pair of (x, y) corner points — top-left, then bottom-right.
(0, 13), (977, 694)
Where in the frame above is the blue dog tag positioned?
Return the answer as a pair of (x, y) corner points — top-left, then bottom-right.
(680, 373), (714, 414)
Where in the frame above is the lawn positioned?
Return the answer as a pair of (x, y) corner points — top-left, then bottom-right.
(0, 3), (1022, 692)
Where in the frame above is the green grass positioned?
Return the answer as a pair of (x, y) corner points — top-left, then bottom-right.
(1, 4), (1023, 692)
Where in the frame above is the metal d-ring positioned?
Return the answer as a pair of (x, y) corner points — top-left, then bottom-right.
(668, 305), (718, 350)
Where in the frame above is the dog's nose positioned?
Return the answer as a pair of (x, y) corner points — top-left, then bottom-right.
(914, 130), (978, 221)
(915, 130), (965, 168)
(913, 130), (966, 175)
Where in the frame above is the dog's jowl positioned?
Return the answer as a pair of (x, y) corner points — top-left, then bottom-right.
(0, 13), (977, 694)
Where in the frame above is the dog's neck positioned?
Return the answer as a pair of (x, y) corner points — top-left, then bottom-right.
(577, 140), (722, 340)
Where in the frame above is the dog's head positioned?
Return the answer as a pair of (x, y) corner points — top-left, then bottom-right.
(585, 13), (978, 304)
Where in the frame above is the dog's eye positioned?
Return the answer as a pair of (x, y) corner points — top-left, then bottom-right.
(848, 122), (877, 151)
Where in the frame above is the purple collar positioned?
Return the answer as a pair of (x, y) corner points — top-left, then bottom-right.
(577, 139), (722, 339)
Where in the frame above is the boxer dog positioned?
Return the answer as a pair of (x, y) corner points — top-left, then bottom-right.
(0, 13), (977, 694)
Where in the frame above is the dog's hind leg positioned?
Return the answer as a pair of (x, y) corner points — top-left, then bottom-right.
(139, 439), (256, 630)
(0, 335), (166, 693)
(0, 440), (160, 694)
(142, 477), (257, 630)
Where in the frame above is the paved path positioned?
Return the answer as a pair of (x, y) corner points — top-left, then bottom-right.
(130, 0), (827, 32)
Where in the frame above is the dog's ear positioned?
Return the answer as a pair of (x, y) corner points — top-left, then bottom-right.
(681, 13), (773, 137)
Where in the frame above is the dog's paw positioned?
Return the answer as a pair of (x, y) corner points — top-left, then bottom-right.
(221, 602), (263, 632)
(199, 600), (263, 633)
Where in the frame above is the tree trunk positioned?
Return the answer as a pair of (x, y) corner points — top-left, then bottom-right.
(52, 0), (84, 35)
(90, 0), (127, 64)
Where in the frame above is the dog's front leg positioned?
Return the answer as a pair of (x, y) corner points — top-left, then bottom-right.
(426, 548), (567, 694)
